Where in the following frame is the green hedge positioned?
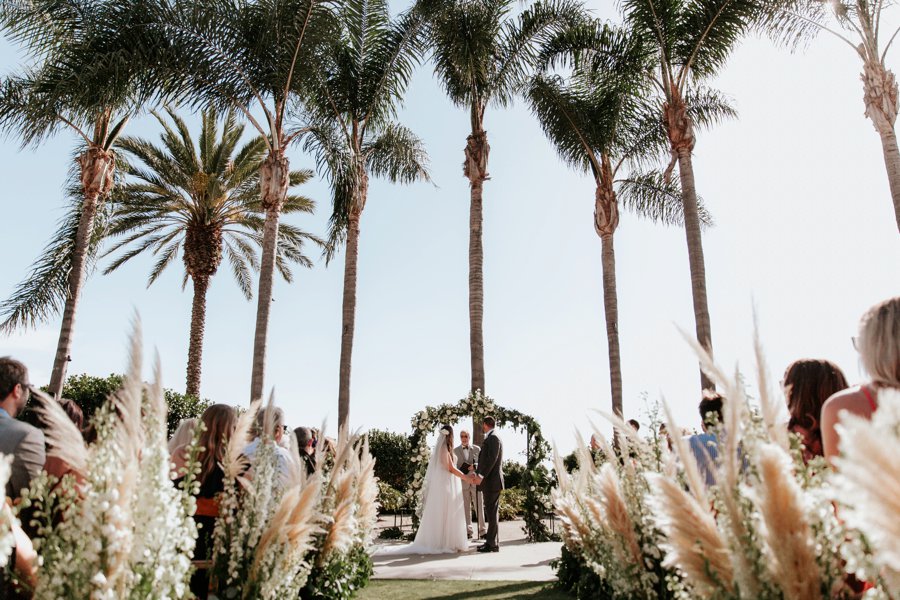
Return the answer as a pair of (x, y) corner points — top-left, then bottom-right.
(28, 373), (210, 437)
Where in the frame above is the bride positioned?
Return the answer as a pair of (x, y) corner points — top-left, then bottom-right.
(377, 425), (470, 554)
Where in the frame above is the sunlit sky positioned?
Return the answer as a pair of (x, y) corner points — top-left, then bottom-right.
(1, 1), (898, 460)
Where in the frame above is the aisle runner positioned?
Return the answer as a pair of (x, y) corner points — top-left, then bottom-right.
(372, 520), (558, 581)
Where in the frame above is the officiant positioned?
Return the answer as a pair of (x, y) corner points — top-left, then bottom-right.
(453, 430), (486, 539)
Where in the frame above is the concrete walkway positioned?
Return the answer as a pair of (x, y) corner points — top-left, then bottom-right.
(371, 520), (560, 582)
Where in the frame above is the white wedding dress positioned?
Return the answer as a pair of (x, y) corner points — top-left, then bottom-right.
(375, 431), (469, 555)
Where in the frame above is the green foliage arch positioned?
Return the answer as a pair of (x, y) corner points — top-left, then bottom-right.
(406, 391), (554, 542)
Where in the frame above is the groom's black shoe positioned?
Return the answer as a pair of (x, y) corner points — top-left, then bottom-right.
(476, 545), (499, 553)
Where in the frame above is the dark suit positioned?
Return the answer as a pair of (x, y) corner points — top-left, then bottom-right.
(0, 409), (45, 499)
(475, 429), (504, 549)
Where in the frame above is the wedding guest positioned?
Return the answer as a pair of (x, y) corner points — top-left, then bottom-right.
(0, 358), (44, 500)
(167, 417), (198, 456)
(172, 404), (236, 600)
(293, 426), (317, 476)
(822, 296), (900, 464)
(782, 359), (848, 462)
(2, 500), (37, 598)
(687, 392), (725, 487)
(453, 429), (486, 539)
(243, 407), (291, 481)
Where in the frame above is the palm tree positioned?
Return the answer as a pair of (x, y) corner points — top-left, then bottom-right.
(105, 109), (320, 397)
(527, 22), (720, 416)
(420, 0), (583, 442)
(0, 0), (164, 397)
(619, 0), (762, 391)
(765, 0), (900, 232)
(302, 0), (430, 433)
(158, 0), (337, 401)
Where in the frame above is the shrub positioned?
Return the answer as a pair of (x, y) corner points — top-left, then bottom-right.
(499, 488), (524, 521)
(29, 373), (210, 437)
(553, 544), (611, 599)
(377, 527), (404, 540)
(502, 460), (525, 488)
(366, 429), (412, 493)
(377, 482), (405, 513)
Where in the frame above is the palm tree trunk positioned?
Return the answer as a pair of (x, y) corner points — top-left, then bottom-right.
(185, 274), (209, 398)
(464, 127), (489, 446)
(676, 147), (715, 392)
(862, 59), (900, 232)
(250, 150), (289, 402)
(877, 128), (900, 232)
(48, 147), (115, 398)
(594, 168), (622, 418)
(600, 233), (622, 418)
(338, 204), (365, 434)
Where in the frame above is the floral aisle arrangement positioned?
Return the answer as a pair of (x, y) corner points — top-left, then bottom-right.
(407, 391), (554, 542)
(554, 331), (897, 599)
(553, 429), (676, 599)
(301, 434), (379, 600)
(209, 399), (323, 599)
(17, 324), (199, 599)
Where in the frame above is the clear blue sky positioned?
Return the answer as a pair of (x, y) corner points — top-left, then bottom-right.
(1, 1), (898, 460)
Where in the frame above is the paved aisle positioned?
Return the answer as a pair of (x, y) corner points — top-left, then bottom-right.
(372, 520), (560, 582)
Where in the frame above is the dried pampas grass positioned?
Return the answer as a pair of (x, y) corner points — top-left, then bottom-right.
(755, 443), (821, 600)
(648, 472), (734, 596)
(354, 436), (379, 545)
(29, 389), (88, 476)
(320, 458), (358, 562)
(223, 398), (261, 483)
(596, 463), (641, 567)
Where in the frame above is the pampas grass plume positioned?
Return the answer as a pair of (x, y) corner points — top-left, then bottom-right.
(755, 443), (821, 600)
(596, 463), (642, 566)
(648, 472), (734, 596)
(30, 389), (88, 476)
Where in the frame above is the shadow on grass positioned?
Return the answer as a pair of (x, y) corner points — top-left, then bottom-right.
(359, 580), (573, 600)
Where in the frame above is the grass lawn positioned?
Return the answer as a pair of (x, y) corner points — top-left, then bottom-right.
(356, 580), (572, 600)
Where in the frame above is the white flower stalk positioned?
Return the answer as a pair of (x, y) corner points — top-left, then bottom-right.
(833, 388), (900, 591)
(0, 455), (15, 568)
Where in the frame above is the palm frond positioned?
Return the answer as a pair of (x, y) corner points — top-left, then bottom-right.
(363, 122), (431, 184)
(616, 170), (714, 228)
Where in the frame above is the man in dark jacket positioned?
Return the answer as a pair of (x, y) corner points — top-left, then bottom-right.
(472, 416), (503, 552)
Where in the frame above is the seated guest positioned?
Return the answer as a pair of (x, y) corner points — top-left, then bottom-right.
(0, 358), (44, 499)
(782, 359), (848, 462)
(243, 407), (291, 481)
(687, 392), (725, 487)
(293, 427), (317, 476)
(172, 404), (236, 600)
(167, 417), (198, 456)
(822, 296), (900, 464)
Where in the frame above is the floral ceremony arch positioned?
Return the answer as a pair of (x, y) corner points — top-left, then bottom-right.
(405, 391), (555, 542)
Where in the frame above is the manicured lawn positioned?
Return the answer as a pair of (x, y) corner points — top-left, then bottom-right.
(357, 580), (572, 600)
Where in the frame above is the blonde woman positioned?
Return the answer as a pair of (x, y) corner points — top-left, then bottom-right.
(822, 296), (900, 463)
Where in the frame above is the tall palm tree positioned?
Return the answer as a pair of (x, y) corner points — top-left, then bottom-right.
(159, 0), (338, 401)
(302, 0), (430, 433)
(0, 0), (164, 397)
(620, 0), (761, 391)
(420, 0), (583, 442)
(765, 0), (900, 232)
(105, 109), (320, 397)
(528, 23), (722, 417)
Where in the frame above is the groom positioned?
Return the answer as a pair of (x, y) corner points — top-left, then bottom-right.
(470, 416), (503, 553)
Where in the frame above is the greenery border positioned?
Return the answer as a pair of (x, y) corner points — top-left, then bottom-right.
(406, 391), (554, 542)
